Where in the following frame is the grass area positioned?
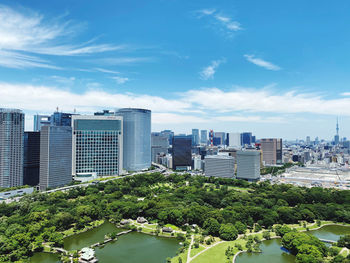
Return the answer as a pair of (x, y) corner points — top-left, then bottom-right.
(191, 239), (247, 263)
(62, 219), (104, 237)
(190, 245), (205, 257)
(171, 249), (188, 263)
(164, 224), (181, 231)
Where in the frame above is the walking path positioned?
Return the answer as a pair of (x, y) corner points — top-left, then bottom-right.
(188, 240), (225, 262)
(186, 236), (194, 262)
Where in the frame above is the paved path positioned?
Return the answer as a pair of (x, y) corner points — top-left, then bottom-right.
(188, 240), (225, 262)
(186, 235), (194, 262)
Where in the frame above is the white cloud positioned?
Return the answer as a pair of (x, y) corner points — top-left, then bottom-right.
(244, 54), (281, 71)
(341, 92), (350, 96)
(200, 59), (225, 80)
(0, 5), (122, 69)
(95, 57), (155, 66)
(153, 113), (208, 124)
(94, 68), (120, 74)
(112, 76), (129, 84)
(196, 9), (242, 35)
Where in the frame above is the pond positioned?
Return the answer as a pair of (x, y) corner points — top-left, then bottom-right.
(31, 222), (180, 263)
(236, 225), (350, 263)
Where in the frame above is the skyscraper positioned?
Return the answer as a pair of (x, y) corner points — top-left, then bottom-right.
(241, 132), (252, 146)
(160, 130), (174, 146)
(51, 111), (75, 127)
(0, 109), (24, 188)
(172, 135), (192, 170)
(39, 126), (72, 190)
(151, 132), (169, 163)
(192, 129), (200, 146)
(214, 132), (226, 146)
(23, 132), (40, 186)
(236, 150), (261, 180)
(260, 138), (282, 165)
(33, 115), (51, 131)
(200, 130), (207, 145)
(116, 108), (151, 171)
(72, 115), (123, 176)
(306, 136), (311, 145)
(227, 132), (241, 148)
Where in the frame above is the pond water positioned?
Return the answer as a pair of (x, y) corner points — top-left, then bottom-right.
(31, 222), (180, 263)
(236, 225), (350, 263)
(63, 221), (123, 251)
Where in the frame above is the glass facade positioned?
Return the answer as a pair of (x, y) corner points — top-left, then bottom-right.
(117, 108), (151, 171)
(192, 129), (200, 146)
(23, 132), (40, 186)
(0, 109), (24, 188)
(72, 116), (123, 176)
(172, 135), (192, 170)
(40, 126), (72, 190)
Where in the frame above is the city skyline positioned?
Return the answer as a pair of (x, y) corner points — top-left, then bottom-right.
(1, 1), (350, 139)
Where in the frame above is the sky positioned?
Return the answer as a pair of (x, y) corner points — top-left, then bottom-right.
(1, 0), (350, 140)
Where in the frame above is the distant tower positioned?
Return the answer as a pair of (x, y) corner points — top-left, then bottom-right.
(335, 117), (340, 145)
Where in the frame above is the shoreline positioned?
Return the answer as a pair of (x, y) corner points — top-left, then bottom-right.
(232, 223), (349, 263)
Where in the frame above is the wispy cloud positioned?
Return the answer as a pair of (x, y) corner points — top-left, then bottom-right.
(196, 8), (242, 36)
(200, 59), (225, 80)
(112, 76), (129, 84)
(244, 54), (281, 71)
(0, 5), (122, 69)
(95, 57), (155, 66)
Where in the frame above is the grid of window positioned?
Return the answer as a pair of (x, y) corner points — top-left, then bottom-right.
(75, 130), (120, 176)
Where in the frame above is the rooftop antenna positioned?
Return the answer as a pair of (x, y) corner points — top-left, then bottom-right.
(56, 106), (59, 113)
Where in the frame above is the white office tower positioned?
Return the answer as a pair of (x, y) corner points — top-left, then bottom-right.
(228, 132), (241, 148)
(193, 155), (203, 170)
(0, 109), (24, 188)
(72, 115), (123, 177)
(39, 126), (72, 190)
(236, 150), (260, 180)
(204, 155), (235, 178)
(117, 108), (151, 171)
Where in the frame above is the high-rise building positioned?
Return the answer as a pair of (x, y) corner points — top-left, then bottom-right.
(241, 132), (252, 146)
(260, 138), (283, 165)
(151, 132), (169, 163)
(51, 111), (75, 127)
(116, 108), (151, 171)
(214, 132), (226, 146)
(39, 126), (72, 190)
(160, 130), (174, 146)
(0, 109), (24, 188)
(200, 130), (207, 145)
(192, 129), (200, 146)
(236, 150), (260, 180)
(33, 115), (51, 131)
(227, 132), (241, 148)
(204, 155), (235, 178)
(306, 136), (311, 145)
(72, 115), (123, 176)
(172, 135), (192, 170)
(23, 132), (40, 186)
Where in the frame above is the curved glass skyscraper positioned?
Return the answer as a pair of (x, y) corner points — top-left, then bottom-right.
(117, 108), (151, 171)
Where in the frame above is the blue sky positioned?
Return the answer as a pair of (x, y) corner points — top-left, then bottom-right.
(1, 0), (350, 140)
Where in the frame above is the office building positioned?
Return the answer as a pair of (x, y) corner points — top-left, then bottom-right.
(72, 115), (123, 176)
(51, 111), (75, 127)
(214, 132), (226, 146)
(172, 135), (192, 170)
(306, 136), (311, 145)
(151, 132), (169, 163)
(117, 108), (151, 171)
(260, 138), (283, 165)
(241, 132), (252, 146)
(39, 126), (72, 190)
(236, 150), (260, 180)
(200, 130), (207, 145)
(23, 132), (40, 186)
(227, 132), (241, 148)
(193, 155), (203, 170)
(192, 129), (200, 146)
(0, 109), (24, 188)
(33, 115), (51, 131)
(204, 155), (235, 178)
(161, 130), (174, 145)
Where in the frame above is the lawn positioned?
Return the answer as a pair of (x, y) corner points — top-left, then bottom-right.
(191, 239), (247, 263)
